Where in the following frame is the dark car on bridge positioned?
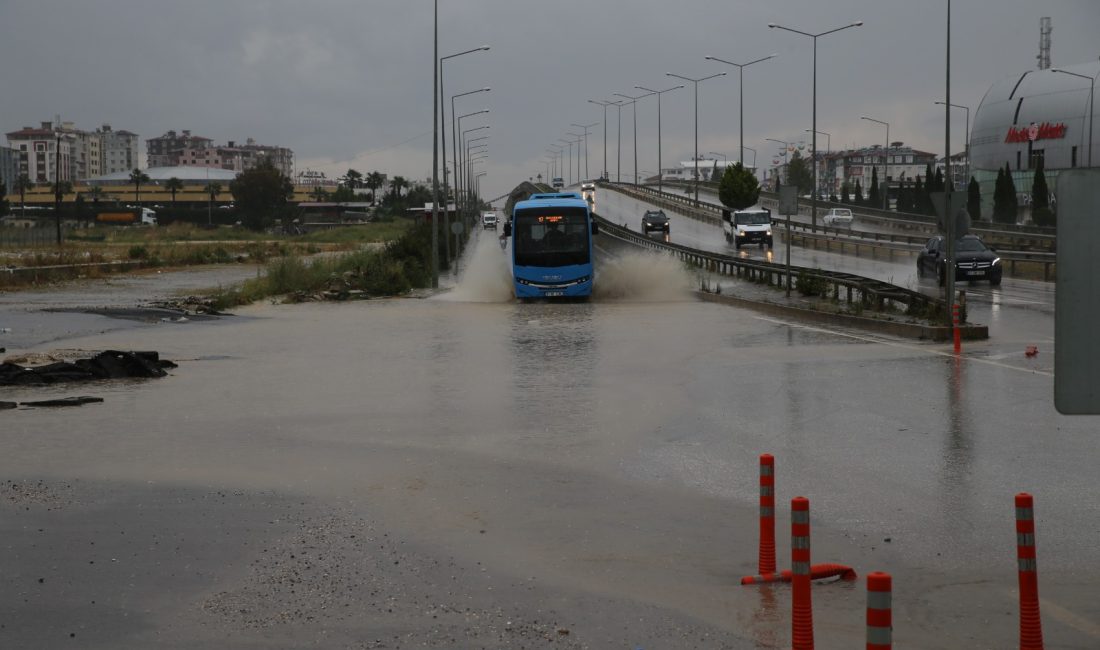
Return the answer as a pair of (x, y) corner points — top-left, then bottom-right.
(917, 234), (1002, 286)
(641, 209), (670, 235)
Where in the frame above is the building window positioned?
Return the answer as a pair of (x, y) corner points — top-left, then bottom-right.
(1072, 146), (1078, 168)
(1029, 149), (1045, 170)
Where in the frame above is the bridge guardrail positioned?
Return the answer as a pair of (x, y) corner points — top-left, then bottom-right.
(603, 182), (1056, 281)
(592, 211), (946, 321)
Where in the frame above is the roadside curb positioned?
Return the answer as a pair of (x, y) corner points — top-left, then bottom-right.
(694, 290), (988, 341)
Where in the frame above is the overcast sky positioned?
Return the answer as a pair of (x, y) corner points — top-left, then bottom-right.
(2, 0), (1098, 200)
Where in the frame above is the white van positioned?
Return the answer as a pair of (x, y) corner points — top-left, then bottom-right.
(722, 207), (773, 249)
(481, 212), (498, 229)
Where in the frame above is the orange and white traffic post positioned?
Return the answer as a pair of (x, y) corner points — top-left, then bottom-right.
(759, 454), (777, 575)
(1015, 493), (1044, 649)
(866, 572), (892, 650)
(791, 496), (814, 650)
(952, 303), (962, 354)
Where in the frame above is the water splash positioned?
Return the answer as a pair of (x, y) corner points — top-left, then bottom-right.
(443, 232), (514, 303)
(592, 251), (694, 302)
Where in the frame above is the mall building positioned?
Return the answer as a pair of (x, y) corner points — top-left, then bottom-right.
(969, 60), (1098, 220)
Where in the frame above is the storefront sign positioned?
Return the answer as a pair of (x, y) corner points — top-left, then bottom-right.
(1005, 122), (1067, 143)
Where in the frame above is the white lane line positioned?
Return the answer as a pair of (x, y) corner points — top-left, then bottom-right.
(750, 315), (1054, 377)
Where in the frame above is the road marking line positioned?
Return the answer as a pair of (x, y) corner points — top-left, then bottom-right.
(1041, 597), (1100, 638)
(751, 315), (1053, 377)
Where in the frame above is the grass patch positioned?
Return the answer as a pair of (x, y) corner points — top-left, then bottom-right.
(207, 222), (434, 310)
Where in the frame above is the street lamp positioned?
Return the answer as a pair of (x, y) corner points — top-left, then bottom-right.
(457, 111), (489, 225)
(636, 84), (684, 194)
(769, 19), (863, 228)
(604, 100), (626, 182)
(704, 53), (776, 165)
(806, 129), (832, 197)
(766, 137), (789, 188)
(860, 116), (889, 210)
(571, 122), (598, 181)
(934, 101), (970, 187)
(440, 46), (489, 260)
(614, 91), (653, 185)
(548, 145), (563, 182)
(461, 126), (489, 210)
(667, 71), (727, 206)
(446, 88), (490, 263)
(743, 145), (757, 170)
(566, 132), (583, 185)
(588, 99), (620, 181)
(1051, 69), (1096, 167)
(557, 137), (577, 186)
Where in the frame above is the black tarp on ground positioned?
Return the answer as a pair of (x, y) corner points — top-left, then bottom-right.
(0, 351), (177, 386)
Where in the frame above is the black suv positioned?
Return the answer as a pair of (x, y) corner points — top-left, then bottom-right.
(917, 234), (1002, 286)
(641, 209), (670, 234)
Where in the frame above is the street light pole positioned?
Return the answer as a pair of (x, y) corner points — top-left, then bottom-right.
(1051, 69), (1096, 168)
(935, 101), (970, 186)
(431, 0), (439, 287)
(448, 88), (490, 264)
(744, 145), (757, 170)
(860, 116), (889, 210)
(637, 85), (684, 195)
(440, 46), (489, 268)
(571, 122), (598, 181)
(705, 54), (776, 166)
(566, 132), (583, 185)
(667, 71), (726, 206)
(805, 129), (831, 196)
(769, 20), (863, 228)
(456, 111), (489, 225)
(614, 92), (652, 185)
(587, 100), (615, 180)
(766, 137), (789, 188)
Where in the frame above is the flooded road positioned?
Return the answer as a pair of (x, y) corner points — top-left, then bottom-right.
(2, 235), (1098, 648)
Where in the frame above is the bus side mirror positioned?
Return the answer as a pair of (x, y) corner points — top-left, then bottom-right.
(591, 221), (599, 235)
(503, 223), (511, 237)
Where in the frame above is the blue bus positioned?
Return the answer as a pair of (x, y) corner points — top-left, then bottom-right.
(503, 192), (598, 298)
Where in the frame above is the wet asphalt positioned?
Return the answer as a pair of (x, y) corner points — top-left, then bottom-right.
(1, 232), (1098, 649)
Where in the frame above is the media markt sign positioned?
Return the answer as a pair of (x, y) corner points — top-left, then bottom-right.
(1005, 122), (1067, 143)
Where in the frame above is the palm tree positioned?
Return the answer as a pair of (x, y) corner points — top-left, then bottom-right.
(165, 177), (184, 209)
(14, 174), (32, 217)
(129, 169), (150, 205)
(310, 186), (329, 202)
(389, 175), (407, 199)
(203, 182), (222, 226)
(365, 171), (385, 205)
(339, 169), (363, 189)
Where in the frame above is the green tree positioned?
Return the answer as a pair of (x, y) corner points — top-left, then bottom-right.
(1004, 163), (1019, 223)
(717, 162), (760, 210)
(840, 181), (850, 204)
(853, 180), (864, 206)
(165, 177), (184, 208)
(129, 169), (150, 204)
(340, 168), (364, 189)
(330, 186), (357, 202)
(204, 181), (223, 203)
(933, 167), (945, 192)
(14, 174), (33, 216)
(786, 150), (813, 194)
(49, 180), (73, 196)
(993, 164), (1019, 224)
(0, 181), (8, 216)
(1030, 158), (1054, 227)
(229, 159), (294, 231)
(967, 176), (982, 223)
(868, 166), (880, 207)
(922, 163), (935, 215)
(389, 175), (408, 199)
(895, 179), (909, 213)
(310, 186), (330, 202)
(365, 171), (385, 205)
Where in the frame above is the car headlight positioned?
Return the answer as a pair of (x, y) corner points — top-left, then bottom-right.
(992, 257), (1001, 265)
(766, 229), (772, 236)
(738, 230), (746, 236)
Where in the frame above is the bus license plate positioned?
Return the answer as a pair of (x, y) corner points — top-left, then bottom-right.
(543, 291), (564, 297)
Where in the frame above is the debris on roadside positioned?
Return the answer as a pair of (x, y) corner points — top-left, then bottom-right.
(19, 396), (104, 408)
(0, 350), (177, 386)
(148, 295), (225, 315)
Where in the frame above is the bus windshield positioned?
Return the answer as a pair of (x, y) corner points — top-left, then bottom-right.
(513, 207), (590, 267)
